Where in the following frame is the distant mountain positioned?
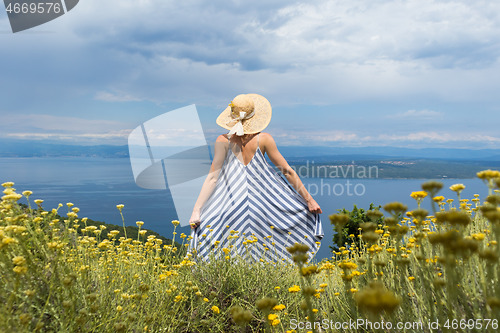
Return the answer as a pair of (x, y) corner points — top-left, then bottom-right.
(277, 146), (500, 161)
(0, 139), (128, 158)
(2, 139), (500, 161)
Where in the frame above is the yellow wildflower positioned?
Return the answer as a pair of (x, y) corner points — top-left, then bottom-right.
(13, 266), (28, 274)
(410, 191), (428, 200)
(273, 304), (286, 311)
(338, 261), (357, 270)
(433, 196), (445, 202)
(12, 256), (26, 266)
(355, 281), (401, 315)
(449, 184), (465, 193)
(472, 233), (486, 241)
(268, 313), (278, 321)
(477, 169), (500, 180)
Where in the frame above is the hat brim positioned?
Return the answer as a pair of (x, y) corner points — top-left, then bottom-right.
(216, 94), (272, 134)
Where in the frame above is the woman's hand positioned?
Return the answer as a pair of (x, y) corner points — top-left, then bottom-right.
(307, 197), (322, 214)
(189, 210), (201, 229)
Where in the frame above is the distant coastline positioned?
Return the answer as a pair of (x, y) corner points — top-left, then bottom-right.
(0, 140), (129, 158)
(2, 139), (500, 179)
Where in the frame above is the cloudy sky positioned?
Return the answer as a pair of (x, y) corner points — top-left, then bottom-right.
(1, 0), (500, 148)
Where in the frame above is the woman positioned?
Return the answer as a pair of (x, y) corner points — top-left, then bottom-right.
(189, 94), (323, 262)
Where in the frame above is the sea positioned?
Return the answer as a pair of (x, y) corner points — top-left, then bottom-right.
(0, 157), (490, 260)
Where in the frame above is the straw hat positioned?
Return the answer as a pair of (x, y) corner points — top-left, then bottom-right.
(216, 94), (272, 137)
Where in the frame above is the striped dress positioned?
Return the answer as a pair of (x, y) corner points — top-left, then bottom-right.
(189, 133), (323, 263)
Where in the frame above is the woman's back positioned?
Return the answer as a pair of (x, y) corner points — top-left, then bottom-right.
(225, 133), (261, 166)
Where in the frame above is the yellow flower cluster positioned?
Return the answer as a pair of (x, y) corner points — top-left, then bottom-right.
(12, 255), (28, 274)
(355, 281), (401, 315)
(410, 191), (428, 200)
(1, 171), (500, 332)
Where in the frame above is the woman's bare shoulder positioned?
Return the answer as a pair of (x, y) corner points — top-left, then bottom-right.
(258, 132), (276, 155)
(216, 134), (229, 142)
(259, 132), (275, 142)
(259, 132), (277, 146)
(214, 135), (229, 153)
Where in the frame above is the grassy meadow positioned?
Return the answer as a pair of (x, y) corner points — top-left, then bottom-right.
(1, 170), (500, 332)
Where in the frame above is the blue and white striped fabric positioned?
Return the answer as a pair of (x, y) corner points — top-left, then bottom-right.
(189, 133), (323, 263)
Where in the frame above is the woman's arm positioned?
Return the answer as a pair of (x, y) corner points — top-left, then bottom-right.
(261, 133), (322, 214)
(189, 135), (229, 229)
